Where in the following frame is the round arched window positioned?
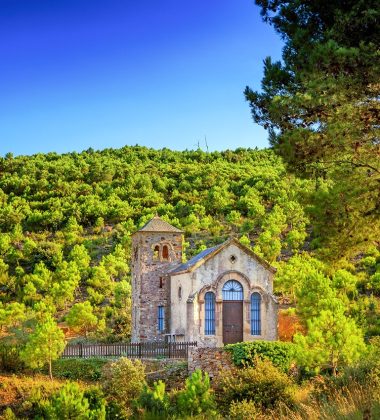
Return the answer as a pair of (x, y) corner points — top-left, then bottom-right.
(222, 280), (243, 301)
(152, 245), (160, 260)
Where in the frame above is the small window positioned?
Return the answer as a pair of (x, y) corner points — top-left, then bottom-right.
(153, 245), (160, 260)
(178, 286), (182, 299)
(159, 276), (164, 288)
(251, 293), (261, 335)
(158, 306), (165, 331)
(229, 255), (237, 263)
(205, 292), (215, 335)
(162, 245), (169, 260)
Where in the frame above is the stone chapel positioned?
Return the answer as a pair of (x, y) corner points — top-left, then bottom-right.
(131, 216), (278, 347)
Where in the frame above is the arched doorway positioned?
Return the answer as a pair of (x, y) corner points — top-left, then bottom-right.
(222, 280), (243, 344)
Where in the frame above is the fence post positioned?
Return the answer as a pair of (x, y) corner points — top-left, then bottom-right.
(138, 342), (142, 359)
(80, 343), (83, 358)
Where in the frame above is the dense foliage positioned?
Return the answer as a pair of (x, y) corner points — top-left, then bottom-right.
(34, 382), (107, 420)
(0, 145), (378, 376)
(215, 357), (297, 414)
(2, 338), (380, 418)
(101, 357), (146, 418)
(0, 146), (313, 344)
(225, 340), (295, 372)
(245, 0), (380, 259)
(137, 369), (216, 418)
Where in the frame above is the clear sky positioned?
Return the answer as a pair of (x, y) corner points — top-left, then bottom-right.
(0, 0), (283, 156)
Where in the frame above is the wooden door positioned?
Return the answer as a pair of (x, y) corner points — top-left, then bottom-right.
(223, 301), (243, 344)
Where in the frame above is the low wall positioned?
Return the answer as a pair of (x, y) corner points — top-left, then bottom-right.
(143, 359), (188, 390)
(188, 347), (234, 379)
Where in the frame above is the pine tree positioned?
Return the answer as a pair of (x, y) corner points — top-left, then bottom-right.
(20, 315), (65, 379)
(246, 0), (380, 259)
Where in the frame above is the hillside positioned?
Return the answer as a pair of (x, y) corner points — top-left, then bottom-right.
(0, 146), (378, 343)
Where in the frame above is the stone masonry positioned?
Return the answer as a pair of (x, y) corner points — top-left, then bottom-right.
(131, 217), (183, 342)
(187, 347), (234, 379)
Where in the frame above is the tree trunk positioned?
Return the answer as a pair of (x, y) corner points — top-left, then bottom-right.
(48, 357), (53, 380)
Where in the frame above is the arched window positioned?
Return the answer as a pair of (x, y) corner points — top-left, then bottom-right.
(153, 245), (160, 260)
(222, 280), (243, 301)
(204, 292), (215, 335)
(250, 293), (261, 335)
(178, 286), (182, 299)
(162, 245), (169, 260)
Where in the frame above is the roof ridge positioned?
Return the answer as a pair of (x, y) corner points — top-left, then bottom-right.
(136, 216), (183, 233)
(169, 236), (276, 275)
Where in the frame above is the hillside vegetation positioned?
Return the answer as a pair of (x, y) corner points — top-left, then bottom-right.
(0, 146), (378, 349)
(0, 147), (306, 341)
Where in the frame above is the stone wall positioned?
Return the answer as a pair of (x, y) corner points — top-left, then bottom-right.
(143, 359), (188, 390)
(188, 347), (234, 379)
(131, 231), (183, 341)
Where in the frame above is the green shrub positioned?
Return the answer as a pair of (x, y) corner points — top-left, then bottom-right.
(314, 340), (380, 396)
(83, 386), (108, 418)
(102, 357), (146, 418)
(173, 369), (216, 417)
(137, 380), (170, 417)
(228, 399), (258, 419)
(104, 400), (125, 420)
(1, 408), (18, 420)
(46, 358), (109, 381)
(37, 382), (106, 420)
(225, 340), (295, 372)
(216, 357), (296, 413)
(0, 344), (25, 373)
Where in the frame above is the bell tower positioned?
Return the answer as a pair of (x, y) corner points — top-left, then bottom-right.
(131, 216), (183, 342)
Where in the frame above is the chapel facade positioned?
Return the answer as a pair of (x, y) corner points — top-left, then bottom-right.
(131, 216), (278, 347)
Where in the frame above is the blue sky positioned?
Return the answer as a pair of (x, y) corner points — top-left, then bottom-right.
(0, 0), (283, 156)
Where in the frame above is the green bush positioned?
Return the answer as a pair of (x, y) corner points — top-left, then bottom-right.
(173, 369), (216, 417)
(228, 399), (258, 419)
(0, 344), (25, 373)
(36, 382), (106, 420)
(315, 339), (380, 395)
(137, 380), (170, 417)
(84, 386), (108, 418)
(46, 358), (109, 381)
(225, 340), (295, 372)
(216, 357), (296, 413)
(102, 357), (146, 418)
(137, 370), (216, 418)
(1, 408), (18, 420)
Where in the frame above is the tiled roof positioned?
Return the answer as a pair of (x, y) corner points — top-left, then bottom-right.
(137, 216), (183, 233)
(169, 243), (223, 274)
(169, 237), (276, 275)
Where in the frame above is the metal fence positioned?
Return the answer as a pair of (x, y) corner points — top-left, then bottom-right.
(61, 341), (197, 359)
